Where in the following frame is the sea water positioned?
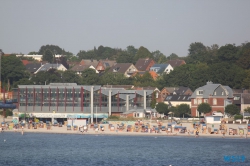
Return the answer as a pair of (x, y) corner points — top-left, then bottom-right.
(0, 132), (249, 166)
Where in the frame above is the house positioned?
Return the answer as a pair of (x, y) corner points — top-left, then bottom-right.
(134, 58), (155, 71)
(172, 87), (193, 95)
(21, 60), (30, 66)
(16, 54), (43, 61)
(190, 81), (234, 117)
(108, 63), (138, 77)
(96, 60), (117, 73)
(70, 64), (99, 74)
(158, 86), (193, 103)
(16, 54), (63, 61)
(121, 108), (158, 119)
(79, 59), (99, 67)
(150, 64), (173, 74)
(25, 63), (44, 75)
(232, 89), (250, 114)
(164, 94), (191, 108)
(34, 63), (67, 74)
(167, 59), (186, 68)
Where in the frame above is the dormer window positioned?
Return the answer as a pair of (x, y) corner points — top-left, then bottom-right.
(222, 91), (224, 95)
(197, 90), (203, 95)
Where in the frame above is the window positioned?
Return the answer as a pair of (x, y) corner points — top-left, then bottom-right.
(156, 92), (158, 98)
(194, 99), (197, 104)
(204, 99), (208, 103)
(214, 91), (217, 95)
(222, 91), (224, 95)
(213, 99), (217, 105)
(198, 99), (202, 104)
(197, 90), (203, 95)
(234, 96), (240, 100)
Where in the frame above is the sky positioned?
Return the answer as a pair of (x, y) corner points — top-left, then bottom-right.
(1, 0), (250, 57)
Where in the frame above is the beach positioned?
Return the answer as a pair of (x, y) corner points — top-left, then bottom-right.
(2, 121), (249, 139)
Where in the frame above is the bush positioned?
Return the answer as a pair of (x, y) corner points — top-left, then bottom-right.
(107, 115), (120, 120)
(234, 114), (243, 120)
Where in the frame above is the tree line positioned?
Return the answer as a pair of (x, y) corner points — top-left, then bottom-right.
(1, 41), (250, 92)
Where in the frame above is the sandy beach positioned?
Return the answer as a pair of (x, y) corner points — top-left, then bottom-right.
(2, 121), (249, 139)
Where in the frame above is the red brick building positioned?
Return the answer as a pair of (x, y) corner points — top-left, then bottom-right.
(190, 81), (233, 117)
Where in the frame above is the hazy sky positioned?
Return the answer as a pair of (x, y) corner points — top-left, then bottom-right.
(1, 0), (250, 57)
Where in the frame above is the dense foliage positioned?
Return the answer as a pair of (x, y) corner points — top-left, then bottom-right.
(1, 41), (250, 92)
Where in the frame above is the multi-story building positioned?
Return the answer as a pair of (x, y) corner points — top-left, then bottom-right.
(12, 83), (153, 124)
(190, 81), (233, 117)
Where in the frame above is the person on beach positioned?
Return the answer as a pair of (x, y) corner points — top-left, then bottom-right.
(21, 126), (24, 135)
(222, 130), (225, 138)
(195, 130), (199, 138)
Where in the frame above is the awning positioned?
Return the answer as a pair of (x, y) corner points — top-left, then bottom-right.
(93, 114), (108, 118)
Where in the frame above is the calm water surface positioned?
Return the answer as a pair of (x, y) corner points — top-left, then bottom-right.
(0, 132), (249, 166)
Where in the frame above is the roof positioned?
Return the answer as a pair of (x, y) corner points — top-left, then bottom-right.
(190, 81), (234, 98)
(167, 59), (186, 68)
(108, 63), (134, 74)
(162, 87), (179, 93)
(132, 86), (160, 91)
(99, 60), (117, 68)
(80, 59), (99, 67)
(25, 63), (42, 73)
(102, 85), (133, 89)
(165, 95), (191, 102)
(71, 64), (92, 72)
(150, 64), (170, 74)
(36, 63), (65, 73)
(22, 60), (30, 66)
(134, 58), (154, 71)
(173, 87), (193, 95)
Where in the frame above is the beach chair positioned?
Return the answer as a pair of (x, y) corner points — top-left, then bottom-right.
(67, 125), (71, 130)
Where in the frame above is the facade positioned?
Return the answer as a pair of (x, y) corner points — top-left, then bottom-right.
(232, 89), (250, 114)
(16, 54), (62, 61)
(13, 83), (153, 123)
(190, 81), (234, 117)
(164, 95), (191, 107)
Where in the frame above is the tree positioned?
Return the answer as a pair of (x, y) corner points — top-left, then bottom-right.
(150, 92), (157, 109)
(133, 72), (158, 87)
(126, 45), (137, 57)
(225, 104), (240, 117)
(81, 69), (100, 85)
(1, 55), (29, 89)
(197, 103), (212, 114)
(155, 102), (169, 115)
(186, 42), (207, 64)
(244, 107), (250, 114)
(28, 51), (38, 55)
(61, 70), (81, 84)
(13, 78), (34, 87)
(42, 49), (53, 63)
(177, 104), (190, 117)
(134, 46), (153, 62)
(217, 44), (239, 62)
(152, 50), (167, 63)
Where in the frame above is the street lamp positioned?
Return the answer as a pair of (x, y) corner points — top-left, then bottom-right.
(96, 105), (97, 124)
